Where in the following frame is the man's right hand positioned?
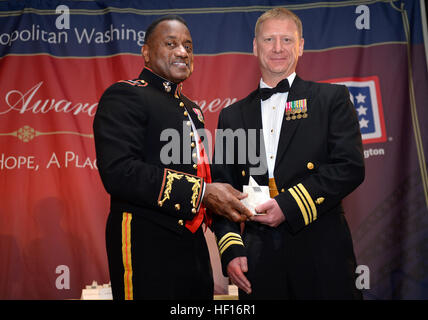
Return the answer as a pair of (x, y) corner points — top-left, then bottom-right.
(203, 182), (253, 223)
(227, 256), (252, 294)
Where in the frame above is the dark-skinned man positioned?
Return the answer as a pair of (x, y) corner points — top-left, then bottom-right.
(93, 15), (252, 300)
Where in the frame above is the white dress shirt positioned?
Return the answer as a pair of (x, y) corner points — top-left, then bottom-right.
(260, 73), (296, 178)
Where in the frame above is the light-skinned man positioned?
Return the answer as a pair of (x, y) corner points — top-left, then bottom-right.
(212, 8), (365, 299)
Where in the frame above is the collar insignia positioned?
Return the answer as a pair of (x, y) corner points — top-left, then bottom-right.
(163, 81), (172, 93)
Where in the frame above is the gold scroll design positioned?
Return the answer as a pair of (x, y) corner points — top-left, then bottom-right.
(0, 125), (93, 143)
(158, 172), (184, 207)
(184, 175), (202, 208)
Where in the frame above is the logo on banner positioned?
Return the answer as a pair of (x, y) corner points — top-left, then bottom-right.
(327, 76), (386, 144)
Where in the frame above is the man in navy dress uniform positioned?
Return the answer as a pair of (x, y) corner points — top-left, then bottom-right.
(212, 8), (365, 299)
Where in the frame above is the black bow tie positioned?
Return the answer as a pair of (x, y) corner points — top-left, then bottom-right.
(259, 78), (290, 101)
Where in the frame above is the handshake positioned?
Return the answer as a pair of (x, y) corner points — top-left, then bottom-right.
(203, 178), (285, 228)
(202, 182), (253, 222)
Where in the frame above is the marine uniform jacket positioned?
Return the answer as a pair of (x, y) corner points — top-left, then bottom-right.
(212, 75), (365, 274)
(93, 68), (207, 234)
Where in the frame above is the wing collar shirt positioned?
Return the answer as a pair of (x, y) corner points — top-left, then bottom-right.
(260, 72), (296, 178)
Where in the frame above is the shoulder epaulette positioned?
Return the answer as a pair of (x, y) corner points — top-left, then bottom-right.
(117, 79), (148, 87)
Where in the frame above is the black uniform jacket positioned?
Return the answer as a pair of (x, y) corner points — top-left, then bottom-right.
(212, 75), (365, 273)
(93, 68), (207, 234)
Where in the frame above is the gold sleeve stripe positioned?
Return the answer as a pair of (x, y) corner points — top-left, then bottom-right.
(219, 236), (243, 252)
(218, 232), (244, 256)
(293, 186), (312, 223)
(220, 240), (244, 256)
(297, 183), (317, 221)
(218, 232), (242, 248)
(288, 187), (309, 225)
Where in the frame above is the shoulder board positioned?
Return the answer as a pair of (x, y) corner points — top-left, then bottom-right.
(117, 79), (148, 87)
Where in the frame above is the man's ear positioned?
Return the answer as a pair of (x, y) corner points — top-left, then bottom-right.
(142, 44), (150, 64)
(253, 38), (258, 57)
(298, 38), (304, 57)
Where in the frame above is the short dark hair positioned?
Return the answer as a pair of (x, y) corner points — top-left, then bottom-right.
(144, 14), (189, 44)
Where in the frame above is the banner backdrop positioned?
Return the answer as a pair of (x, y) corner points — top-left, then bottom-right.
(0, 0), (427, 299)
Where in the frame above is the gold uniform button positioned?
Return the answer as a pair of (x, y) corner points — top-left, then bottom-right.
(193, 164), (198, 169)
(179, 102), (185, 107)
(184, 111), (188, 116)
(174, 204), (180, 211)
(241, 170), (246, 177)
(191, 208), (197, 214)
(315, 197), (325, 205)
(281, 188), (285, 193)
(190, 132), (194, 137)
(192, 153), (197, 158)
(178, 219), (184, 226)
(191, 142), (195, 148)
(307, 162), (315, 170)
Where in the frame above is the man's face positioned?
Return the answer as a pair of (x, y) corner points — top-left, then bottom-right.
(253, 17), (304, 83)
(142, 20), (194, 84)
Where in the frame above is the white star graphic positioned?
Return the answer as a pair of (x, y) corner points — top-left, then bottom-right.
(359, 118), (369, 128)
(355, 93), (366, 104)
(357, 105), (367, 116)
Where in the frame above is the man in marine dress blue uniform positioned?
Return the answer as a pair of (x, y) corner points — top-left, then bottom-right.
(212, 8), (365, 299)
(93, 15), (252, 300)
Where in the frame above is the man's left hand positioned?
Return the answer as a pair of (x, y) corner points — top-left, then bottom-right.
(250, 199), (285, 227)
